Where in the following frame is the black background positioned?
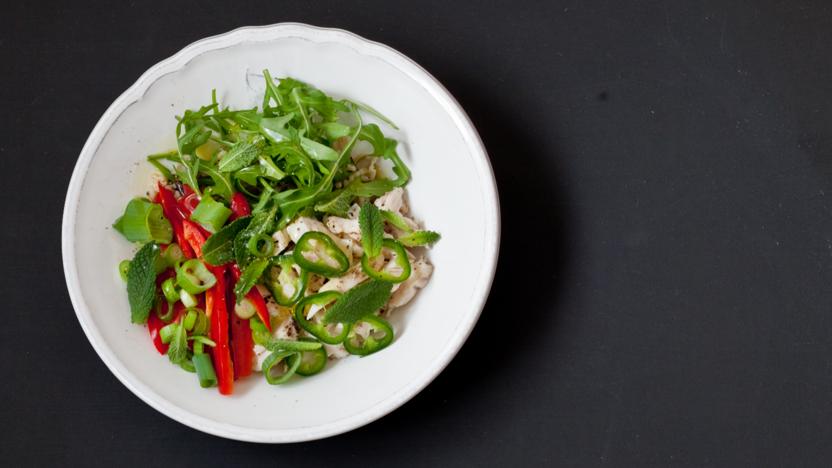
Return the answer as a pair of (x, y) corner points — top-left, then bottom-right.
(4, 1), (832, 466)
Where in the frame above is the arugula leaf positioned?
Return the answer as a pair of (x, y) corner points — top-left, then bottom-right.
(276, 106), (363, 220)
(127, 242), (160, 324)
(324, 280), (393, 324)
(166, 323), (189, 365)
(218, 141), (260, 172)
(202, 216), (251, 266)
(398, 230), (441, 247)
(360, 124), (410, 186)
(299, 136), (339, 161)
(199, 165), (234, 200)
(345, 179), (397, 197)
(381, 210), (413, 232)
(359, 203), (384, 257)
(234, 258), (269, 303)
(344, 99), (399, 130)
(258, 155), (286, 180)
(320, 122), (351, 139)
(176, 155), (201, 196)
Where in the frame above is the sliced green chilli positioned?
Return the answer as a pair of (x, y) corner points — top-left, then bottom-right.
(247, 233), (275, 258)
(265, 255), (308, 306)
(360, 238), (411, 283)
(294, 291), (348, 344)
(295, 338), (328, 376)
(292, 231), (350, 277)
(262, 350), (301, 385)
(343, 315), (394, 356)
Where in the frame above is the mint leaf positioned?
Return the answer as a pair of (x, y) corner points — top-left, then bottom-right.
(202, 216), (251, 266)
(324, 279), (393, 324)
(359, 203), (384, 258)
(398, 230), (441, 247)
(234, 206), (276, 267)
(127, 242), (160, 324)
(234, 257), (269, 303)
(218, 141), (260, 172)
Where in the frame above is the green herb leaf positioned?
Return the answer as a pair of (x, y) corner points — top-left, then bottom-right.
(359, 203), (384, 258)
(264, 339), (322, 353)
(299, 136), (339, 161)
(398, 230), (441, 247)
(314, 189), (354, 217)
(345, 179), (397, 197)
(359, 124), (410, 186)
(218, 141), (260, 172)
(202, 216), (251, 266)
(324, 279), (393, 324)
(166, 323), (189, 365)
(176, 155), (201, 196)
(234, 257), (269, 303)
(199, 165), (234, 200)
(234, 206), (277, 266)
(127, 242), (160, 324)
(380, 210), (413, 232)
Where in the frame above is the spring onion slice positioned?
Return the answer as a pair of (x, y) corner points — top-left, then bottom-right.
(190, 196), (232, 233)
(193, 353), (217, 388)
(114, 198), (173, 244)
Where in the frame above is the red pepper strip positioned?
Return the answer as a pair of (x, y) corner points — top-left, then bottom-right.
(228, 192), (251, 221)
(230, 265), (272, 332)
(230, 316), (254, 379)
(182, 219), (207, 258)
(227, 266), (255, 379)
(208, 266), (234, 395)
(157, 182), (194, 259)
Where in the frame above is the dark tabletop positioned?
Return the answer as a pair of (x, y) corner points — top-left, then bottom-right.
(4, 1), (832, 466)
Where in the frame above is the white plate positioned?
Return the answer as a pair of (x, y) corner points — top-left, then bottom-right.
(62, 23), (499, 443)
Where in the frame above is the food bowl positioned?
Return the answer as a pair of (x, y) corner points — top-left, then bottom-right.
(62, 23), (499, 442)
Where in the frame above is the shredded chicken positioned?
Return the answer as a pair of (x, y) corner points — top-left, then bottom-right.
(373, 188), (420, 231)
(319, 265), (368, 293)
(387, 257), (433, 310)
(271, 229), (291, 255)
(324, 343), (350, 359)
(325, 216), (361, 241)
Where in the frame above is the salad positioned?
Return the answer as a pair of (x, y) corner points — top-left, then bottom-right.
(113, 72), (439, 395)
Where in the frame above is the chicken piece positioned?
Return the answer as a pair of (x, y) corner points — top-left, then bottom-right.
(374, 187), (407, 214)
(387, 258), (433, 310)
(324, 204), (364, 257)
(325, 216), (361, 241)
(251, 309), (299, 372)
(271, 229), (291, 255)
(285, 216), (351, 258)
(256, 285), (292, 320)
(324, 343), (350, 359)
(347, 203), (360, 219)
(319, 265), (368, 293)
(374, 188), (420, 231)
